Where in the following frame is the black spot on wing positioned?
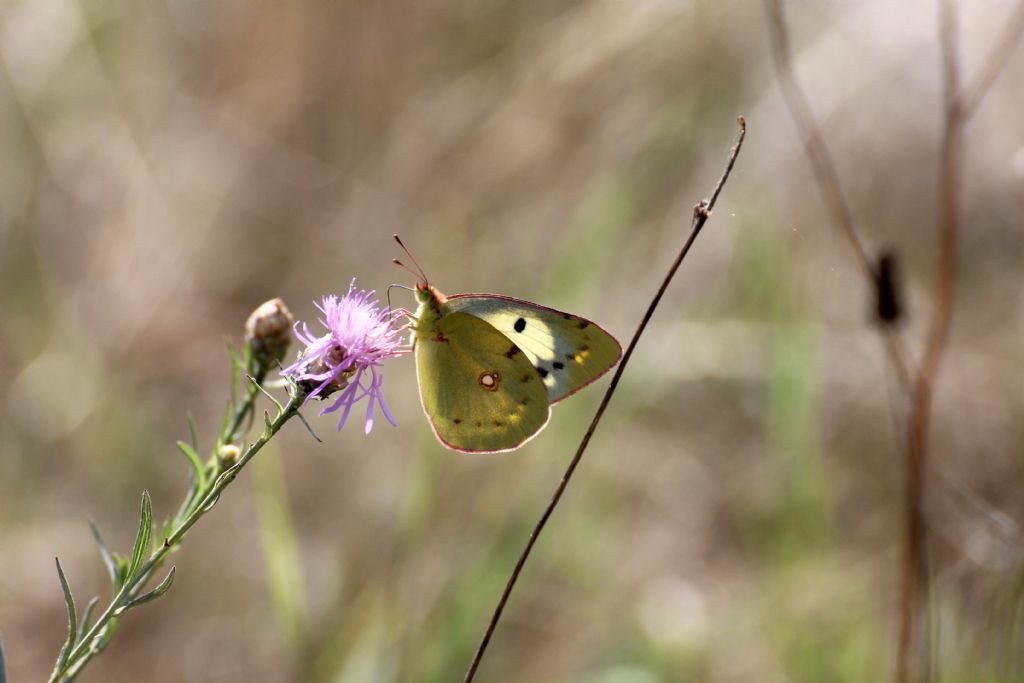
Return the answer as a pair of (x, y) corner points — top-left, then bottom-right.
(553, 361), (564, 370)
(536, 366), (549, 378)
(514, 317), (526, 333)
(505, 345), (520, 359)
(454, 418), (462, 425)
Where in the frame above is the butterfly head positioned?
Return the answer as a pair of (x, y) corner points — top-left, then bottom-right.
(415, 282), (447, 310)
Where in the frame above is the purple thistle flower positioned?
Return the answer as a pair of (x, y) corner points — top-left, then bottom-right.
(282, 281), (408, 434)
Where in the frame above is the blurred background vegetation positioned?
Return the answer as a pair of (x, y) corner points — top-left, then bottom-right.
(1, 0), (1022, 681)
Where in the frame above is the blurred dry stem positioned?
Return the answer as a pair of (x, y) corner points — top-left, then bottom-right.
(763, 0), (914, 392)
(958, 1), (1024, 117)
(765, 1), (1024, 682)
(463, 117), (747, 683)
(763, 0), (871, 277)
(902, 0), (1024, 679)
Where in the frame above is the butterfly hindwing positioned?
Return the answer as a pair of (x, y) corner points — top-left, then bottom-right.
(445, 295), (622, 403)
(415, 311), (551, 453)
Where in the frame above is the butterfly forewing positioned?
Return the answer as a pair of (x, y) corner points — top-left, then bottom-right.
(415, 311), (551, 453)
(445, 295), (622, 403)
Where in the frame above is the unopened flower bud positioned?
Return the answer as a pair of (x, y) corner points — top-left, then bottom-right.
(218, 444), (241, 466)
(245, 298), (294, 371)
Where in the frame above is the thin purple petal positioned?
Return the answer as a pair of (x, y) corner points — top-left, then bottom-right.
(281, 279), (409, 437)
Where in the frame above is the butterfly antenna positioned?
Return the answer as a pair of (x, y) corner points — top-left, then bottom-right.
(393, 234), (429, 284)
(393, 258), (423, 283)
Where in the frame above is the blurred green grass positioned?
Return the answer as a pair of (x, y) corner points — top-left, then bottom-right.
(2, 0), (1023, 681)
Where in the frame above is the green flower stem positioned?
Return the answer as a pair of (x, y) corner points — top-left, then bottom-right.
(224, 368), (268, 443)
(52, 388), (304, 682)
(168, 368), (267, 537)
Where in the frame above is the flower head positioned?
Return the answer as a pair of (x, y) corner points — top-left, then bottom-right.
(282, 281), (408, 434)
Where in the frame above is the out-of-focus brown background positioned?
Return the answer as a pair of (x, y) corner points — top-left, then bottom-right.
(1, 0), (1022, 681)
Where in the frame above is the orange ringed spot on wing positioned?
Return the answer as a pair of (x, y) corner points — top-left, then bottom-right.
(479, 371), (501, 392)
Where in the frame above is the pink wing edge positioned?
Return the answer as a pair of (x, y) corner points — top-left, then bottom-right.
(413, 332), (553, 454)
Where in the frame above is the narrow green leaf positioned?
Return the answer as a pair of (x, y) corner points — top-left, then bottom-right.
(77, 597), (99, 643)
(114, 567), (176, 616)
(172, 482), (199, 531)
(175, 441), (207, 490)
(249, 375), (284, 413)
(227, 343), (242, 406)
(200, 492), (222, 513)
(0, 635), (9, 683)
(242, 342), (255, 377)
(186, 412), (199, 451)
(219, 400), (233, 444)
(295, 410), (322, 443)
(113, 554), (130, 589)
(63, 624), (115, 681)
(56, 558), (78, 636)
(127, 492), (153, 580)
(91, 618), (119, 656)
(53, 558), (77, 672)
(89, 522), (118, 588)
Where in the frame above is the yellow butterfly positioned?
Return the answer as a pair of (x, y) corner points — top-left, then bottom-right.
(397, 239), (622, 453)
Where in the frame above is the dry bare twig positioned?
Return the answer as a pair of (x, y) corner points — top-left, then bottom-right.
(462, 117), (748, 683)
(763, 0), (914, 391)
(959, 0), (1024, 118)
(763, 1), (1024, 682)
